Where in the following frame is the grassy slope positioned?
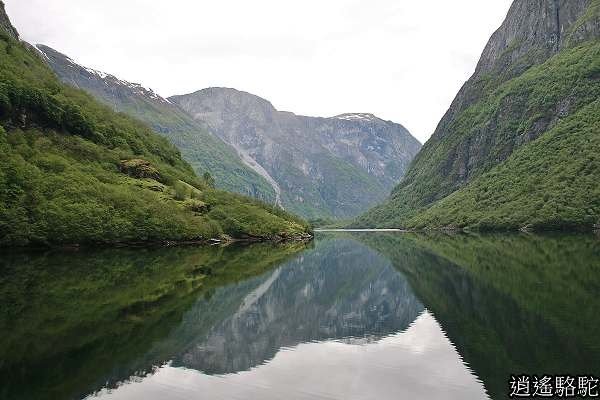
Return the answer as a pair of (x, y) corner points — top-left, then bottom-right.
(411, 99), (600, 230)
(0, 32), (309, 246)
(354, 15), (600, 230)
(409, 41), (600, 230)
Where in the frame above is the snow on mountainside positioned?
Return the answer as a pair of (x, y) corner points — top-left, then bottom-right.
(36, 45), (173, 106)
(333, 113), (380, 122)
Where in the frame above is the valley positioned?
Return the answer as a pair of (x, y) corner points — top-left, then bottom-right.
(1, 1), (600, 399)
(38, 49), (421, 220)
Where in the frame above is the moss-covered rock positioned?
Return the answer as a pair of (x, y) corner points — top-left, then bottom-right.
(119, 159), (161, 180)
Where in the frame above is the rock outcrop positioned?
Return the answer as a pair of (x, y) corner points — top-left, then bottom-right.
(0, 1), (18, 40)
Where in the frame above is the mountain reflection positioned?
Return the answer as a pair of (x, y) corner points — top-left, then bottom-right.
(168, 238), (424, 374)
(355, 232), (600, 400)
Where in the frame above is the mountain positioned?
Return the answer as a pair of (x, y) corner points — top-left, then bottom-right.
(171, 88), (421, 219)
(0, 0), (17, 40)
(36, 45), (277, 203)
(355, 0), (600, 231)
(0, 5), (310, 246)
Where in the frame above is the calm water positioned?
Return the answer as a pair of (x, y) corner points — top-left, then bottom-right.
(1, 232), (599, 400)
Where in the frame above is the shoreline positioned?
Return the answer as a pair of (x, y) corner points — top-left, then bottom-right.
(0, 233), (314, 252)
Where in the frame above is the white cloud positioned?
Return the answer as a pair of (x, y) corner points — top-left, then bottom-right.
(4, 0), (512, 143)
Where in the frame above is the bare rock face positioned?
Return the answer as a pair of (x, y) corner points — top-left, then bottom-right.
(476, 0), (592, 74)
(170, 88), (421, 219)
(0, 1), (18, 40)
(431, 0), (600, 175)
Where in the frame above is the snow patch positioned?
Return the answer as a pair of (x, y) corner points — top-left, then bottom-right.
(33, 45), (50, 60)
(114, 80), (171, 104)
(333, 113), (378, 122)
(56, 52), (172, 105)
(84, 66), (109, 79)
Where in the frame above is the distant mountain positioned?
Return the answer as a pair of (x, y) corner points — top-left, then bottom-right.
(355, 0), (600, 230)
(37, 45), (277, 202)
(171, 88), (421, 219)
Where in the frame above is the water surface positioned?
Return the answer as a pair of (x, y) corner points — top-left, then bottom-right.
(1, 232), (598, 400)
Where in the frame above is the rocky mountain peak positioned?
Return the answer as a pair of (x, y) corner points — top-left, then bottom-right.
(169, 87), (280, 131)
(432, 0), (598, 142)
(474, 0), (597, 78)
(0, 1), (19, 40)
(355, 0), (600, 229)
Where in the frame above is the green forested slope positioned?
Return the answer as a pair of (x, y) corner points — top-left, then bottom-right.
(354, 0), (600, 231)
(0, 24), (309, 246)
(411, 98), (600, 230)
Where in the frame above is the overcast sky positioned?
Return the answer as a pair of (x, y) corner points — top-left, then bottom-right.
(5, 0), (512, 143)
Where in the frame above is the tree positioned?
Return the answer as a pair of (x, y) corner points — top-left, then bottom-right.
(203, 171), (215, 189)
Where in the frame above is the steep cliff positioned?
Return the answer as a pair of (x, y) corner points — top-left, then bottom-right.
(171, 88), (421, 219)
(0, 1), (18, 40)
(37, 45), (277, 202)
(355, 0), (600, 230)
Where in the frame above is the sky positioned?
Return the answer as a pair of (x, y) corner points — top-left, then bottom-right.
(5, 0), (512, 143)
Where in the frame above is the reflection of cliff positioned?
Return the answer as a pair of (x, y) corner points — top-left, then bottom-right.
(169, 239), (424, 375)
(357, 232), (600, 400)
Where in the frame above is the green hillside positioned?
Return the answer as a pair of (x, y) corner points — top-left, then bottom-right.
(0, 26), (309, 246)
(354, 1), (600, 231)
